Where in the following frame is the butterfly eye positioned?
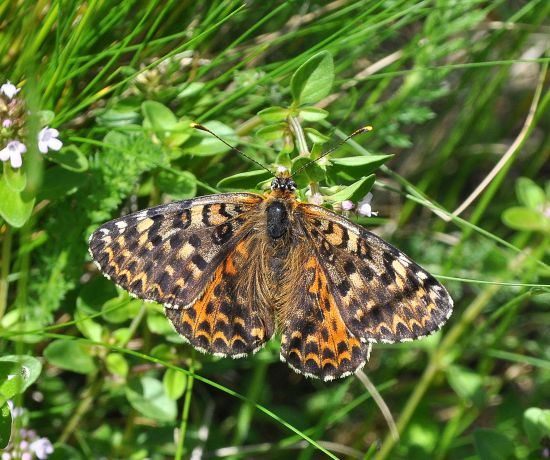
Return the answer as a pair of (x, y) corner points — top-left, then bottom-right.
(288, 180), (297, 191)
(271, 179), (279, 190)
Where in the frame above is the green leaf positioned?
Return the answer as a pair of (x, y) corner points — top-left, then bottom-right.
(3, 165), (26, 192)
(142, 101), (177, 142)
(523, 407), (550, 447)
(329, 154), (393, 181)
(446, 365), (485, 407)
(39, 166), (86, 201)
(502, 207), (547, 232)
(156, 170), (197, 199)
(163, 368), (187, 400)
(258, 106), (289, 123)
(473, 429), (514, 460)
(47, 443), (84, 460)
(299, 107), (329, 121)
(75, 308), (104, 342)
(0, 355), (42, 395)
(0, 178), (35, 228)
(125, 376), (177, 422)
(106, 353), (129, 378)
(166, 119), (193, 148)
(256, 123), (287, 141)
(304, 127), (330, 144)
(291, 51), (334, 105)
(44, 340), (96, 374)
(38, 110), (55, 125)
(96, 107), (140, 127)
(516, 177), (546, 209)
(328, 175), (375, 203)
(217, 169), (272, 190)
(101, 296), (143, 324)
(184, 121), (237, 156)
(0, 402), (11, 449)
(47, 144), (89, 172)
(291, 156), (325, 188)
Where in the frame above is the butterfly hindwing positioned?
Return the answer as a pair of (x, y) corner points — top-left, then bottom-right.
(279, 244), (371, 381)
(88, 193), (263, 308)
(296, 203), (453, 344)
(165, 233), (276, 357)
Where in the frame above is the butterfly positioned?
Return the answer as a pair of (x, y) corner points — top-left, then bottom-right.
(88, 167), (453, 381)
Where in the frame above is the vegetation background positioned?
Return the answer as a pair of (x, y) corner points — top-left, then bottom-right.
(0, 0), (549, 459)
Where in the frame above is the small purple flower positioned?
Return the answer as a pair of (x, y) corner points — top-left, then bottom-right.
(310, 192), (324, 205)
(38, 127), (62, 154)
(30, 438), (54, 459)
(21, 453), (32, 460)
(341, 200), (354, 211)
(2, 452), (12, 460)
(0, 140), (27, 168)
(2, 119), (13, 128)
(0, 81), (20, 99)
(358, 192), (378, 217)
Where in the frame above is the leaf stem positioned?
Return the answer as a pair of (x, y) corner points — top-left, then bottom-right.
(175, 357), (195, 460)
(289, 116), (309, 156)
(0, 225), (12, 323)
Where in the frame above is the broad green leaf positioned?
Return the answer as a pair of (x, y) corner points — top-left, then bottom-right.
(256, 123), (287, 141)
(473, 429), (513, 460)
(75, 308), (104, 342)
(39, 166), (86, 201)
(516, 177), (545, 209)
(44, 340), (96, 374)
(101, 296), (143, 324)
(304, 127), (330, 144)
(106, 353), (129, 378)
(299, 107), (329, 121)
(217, 169), (272, 190)
(0, 402), (11, 449)
(47, 144), (88, 172)
(291, 51), (334, 105)
(142, 101), (177, 141)
(0, 178), (35, 228)
(166, 120), (193, 148)
(329, 154), (393, 181)
(125, 376), (177, 422)
(328, 175), (375, 203)
(156, 170), (197, 199)
(47, 443), (84, 460)
(3, 166), (26, 192)
(0, 310), (42, 343)
(77, 276), (118, 315)
(96, 107), (140, 127)
(502, 207), (547, 232)
(147, 311), (178, 338)
(291, 156), (325, 188)
(446, 365), (485, 407)
(523, 407), (550, 446)
(0, 355), (42, 395)
(258, 106), (289, 123)
(184, 121), (237, 156)
(0, 361), (25, 401)
(163, 368), (187, 400)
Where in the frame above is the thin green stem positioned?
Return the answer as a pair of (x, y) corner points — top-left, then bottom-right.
(289, 116), (310, 156)
(175, 357), (195, 460)
(0, 225), (12, 323)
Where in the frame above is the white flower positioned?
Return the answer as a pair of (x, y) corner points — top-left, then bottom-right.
(310, 192), (324, 205)
(38, 127), (62, 154)
(0, 140), (26, 168)
(276, 165), (288, 174)
(0, 81), (20, 99)
(341, 200), (354, 211)
(358, 192), (378, 217)
(30, 438), (54, 459)
(2, 119), (13, 128)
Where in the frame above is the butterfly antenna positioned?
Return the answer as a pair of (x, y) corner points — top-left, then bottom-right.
(190, 123), (273, 176)
(293, 125), (373, 175)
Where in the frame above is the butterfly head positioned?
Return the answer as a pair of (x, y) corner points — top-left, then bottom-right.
(270, 176), (297, 193)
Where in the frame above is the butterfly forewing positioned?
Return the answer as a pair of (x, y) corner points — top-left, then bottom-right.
(88, 193), (263, 308)
(295, 203), (453, 344)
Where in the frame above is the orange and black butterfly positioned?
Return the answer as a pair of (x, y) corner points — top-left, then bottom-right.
(89, 137), (453, 382)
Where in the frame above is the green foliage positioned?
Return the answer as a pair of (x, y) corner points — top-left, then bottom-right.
(0, 1), (549, 459)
